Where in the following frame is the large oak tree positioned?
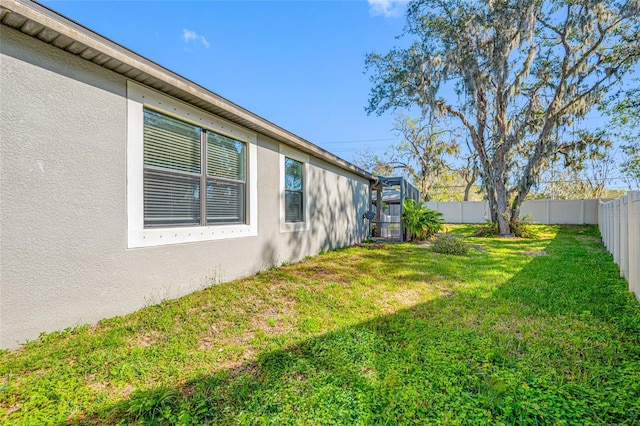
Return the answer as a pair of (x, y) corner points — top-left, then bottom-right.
(366, 0), (640, 234)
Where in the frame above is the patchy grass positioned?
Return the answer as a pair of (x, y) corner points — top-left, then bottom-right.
(1, 225), (639, 425)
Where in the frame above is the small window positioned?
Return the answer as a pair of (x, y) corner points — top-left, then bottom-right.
(284, 157), (304, 222)
(143, 108), (246, 227)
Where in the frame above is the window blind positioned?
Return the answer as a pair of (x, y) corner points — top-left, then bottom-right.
(206, 179), (244, 223)
(206, 132), (246, 224)
(284, 157), (303, 222)
(142, 108), (247, 227)
(144, 170), (200, 226)
(144, 109), (201, 174)
(285, 190), (303, 222)
(207, 133), (245, 181)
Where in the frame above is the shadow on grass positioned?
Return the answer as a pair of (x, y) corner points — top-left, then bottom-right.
(79, 227), (640, 425)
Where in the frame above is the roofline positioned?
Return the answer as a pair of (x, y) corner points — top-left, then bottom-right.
(0, 0), (374, 181)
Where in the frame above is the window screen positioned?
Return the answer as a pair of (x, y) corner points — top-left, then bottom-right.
(143, 110), (201, 226)
(284, 157), (304, 222)
(206, 133), (246, 224)
(143, 109), (246, 227)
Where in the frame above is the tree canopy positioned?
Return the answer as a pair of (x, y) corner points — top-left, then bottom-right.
(366, 0), (640, 234)
(355, 114), (480, 201)
(609, 86), (640, 185)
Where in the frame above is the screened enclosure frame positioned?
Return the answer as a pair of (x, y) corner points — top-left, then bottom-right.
(370, 176), (421, 242)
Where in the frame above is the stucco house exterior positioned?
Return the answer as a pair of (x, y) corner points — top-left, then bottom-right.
(0, 0), (374, 349)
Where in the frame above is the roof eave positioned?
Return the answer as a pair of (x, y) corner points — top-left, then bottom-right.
(0, 0), (374, 181)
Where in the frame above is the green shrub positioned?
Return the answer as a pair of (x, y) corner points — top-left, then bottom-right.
(510, 214), (538, 238)
(474, 215), (538, 238)
(401, 199), (444, 241)
(432, 233), (470, 255)
(474, 220), (498, 237)
(125, 386), (181, 422)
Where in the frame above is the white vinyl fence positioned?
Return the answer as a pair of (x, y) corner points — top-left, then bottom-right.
(424, 199), (600, 225)
(599, 191), (640, 301)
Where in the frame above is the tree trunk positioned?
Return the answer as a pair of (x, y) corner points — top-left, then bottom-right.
(494, 179), (511, 235)
(509, 167), (532, 229)
(486, 186), (499, 223)
(494, 79), (512, 236)
(463, 181), (472, 201)
(478, 158), (498, 223)
(492, 143), (511, 235)
(462, 163), (478, 201)
(511, 201), (522, 229)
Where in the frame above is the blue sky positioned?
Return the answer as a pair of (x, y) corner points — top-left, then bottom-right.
(40, 0), (412, 164)
(39, 0), (635, 191)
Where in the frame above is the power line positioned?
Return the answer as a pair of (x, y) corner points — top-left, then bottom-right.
(537, 176), (634, 183)
(421, 176), (636, 190)
(318, 137), (401, 145)
(317, 112), (613, 146)
(328, 146), (389, 153)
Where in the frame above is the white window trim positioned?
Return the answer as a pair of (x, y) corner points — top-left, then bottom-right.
(127, 81), (258, 248)
(279, 144), (310, 233)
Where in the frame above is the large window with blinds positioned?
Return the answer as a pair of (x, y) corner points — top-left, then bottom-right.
(284, 157), (304, 222)
(143, 109), (246, 227)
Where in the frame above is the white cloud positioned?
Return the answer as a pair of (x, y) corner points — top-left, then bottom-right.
(182, 29), (210, 48)
(368, 0), (408, 18)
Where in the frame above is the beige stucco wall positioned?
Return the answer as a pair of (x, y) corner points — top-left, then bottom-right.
(0, 27), (370, 348)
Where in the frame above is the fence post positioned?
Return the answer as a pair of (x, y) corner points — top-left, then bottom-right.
(546, 199), (551, 224)
(610, 201), (615, 252)
(629, 191), (640, 299)
(604, 202), (610, 251)
(598, 200), (603, 240)
(607, 202), (612, 251)
(600, 202), (604, 245)
(615, 199), (621, 265)
(620, 196), (629, 280)
(603, 202), (607, 250)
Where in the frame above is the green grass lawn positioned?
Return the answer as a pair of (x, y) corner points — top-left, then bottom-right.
(1, 225), (639, 425)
